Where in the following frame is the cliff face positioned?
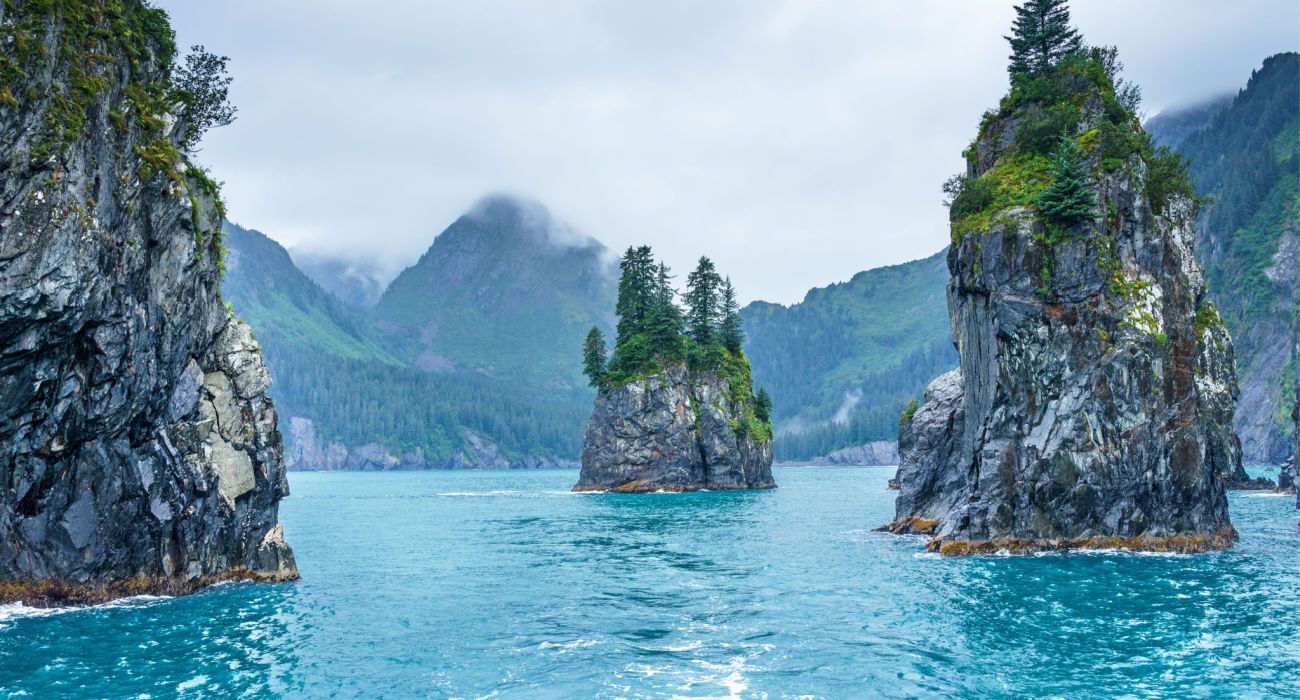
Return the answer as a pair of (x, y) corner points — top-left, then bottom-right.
(575, 363), (775, 492)
(888, 61), (1241, 554)
(0, 1), (295, 603)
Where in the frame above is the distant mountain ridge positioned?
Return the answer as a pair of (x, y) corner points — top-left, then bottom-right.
(221, 195), (615, 470)
(373, 195), (617, 389)
(742, 250), (956, 461)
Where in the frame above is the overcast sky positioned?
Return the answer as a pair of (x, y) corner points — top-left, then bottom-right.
(164, 1), (1298, 305)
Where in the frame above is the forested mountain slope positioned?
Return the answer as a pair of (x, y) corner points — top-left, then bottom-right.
(372, 195), (617, 390)
(1149, 53), (1299, 463)
(741, 251), (956, 461)
(221, 197), (613, 469)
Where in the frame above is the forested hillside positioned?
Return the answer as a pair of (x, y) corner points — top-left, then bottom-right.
(373, 196), (617, 389)
(741, 251), (955, 461)
(1148, 52), (1299, 462)
(221, 196), (614, 469)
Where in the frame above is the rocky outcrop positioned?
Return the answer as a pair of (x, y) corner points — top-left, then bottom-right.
(886, 72), (1241, 555)
(0, 1), (295, 603)
(791, 441), (899, 468)
(575, 363), (775, 492)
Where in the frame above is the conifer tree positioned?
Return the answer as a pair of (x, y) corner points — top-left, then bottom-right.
(1006, 0), (1083, 78)
(614, 245), (656, 346)
(1037, 132), (1095, 226)
(755, 388), (773, 424)
(582, 326), (608, 387)
(719, 276), (744, 354)
(685, 257), (722, 348)
(646, 263), (686, 357)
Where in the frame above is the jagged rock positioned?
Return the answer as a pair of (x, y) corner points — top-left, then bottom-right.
(794, 441), (900, 468)
(886, 74), (1241, 554)
(575, 363), (775, 492)
(0, 2), (295, 604)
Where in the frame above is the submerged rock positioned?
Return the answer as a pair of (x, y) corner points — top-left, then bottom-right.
(575, 363), (775, 492)
(886, 56), (1242, 555)
(0, 1), (295, 604)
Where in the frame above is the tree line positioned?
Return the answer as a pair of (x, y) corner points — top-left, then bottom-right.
(582, 246), (771, 420)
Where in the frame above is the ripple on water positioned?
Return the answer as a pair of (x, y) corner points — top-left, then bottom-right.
(0, 467), (1296, 698)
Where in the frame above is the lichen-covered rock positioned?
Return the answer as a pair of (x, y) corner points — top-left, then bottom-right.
(574, 363), (775, 492)
(886, 70), (1242, 555)
(0, 1), (295, 604)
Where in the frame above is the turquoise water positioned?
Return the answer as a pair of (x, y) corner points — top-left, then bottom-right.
(1, 466), (1297, 698)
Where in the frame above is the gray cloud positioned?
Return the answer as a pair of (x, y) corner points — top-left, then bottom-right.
(164, 0), (1299, 303)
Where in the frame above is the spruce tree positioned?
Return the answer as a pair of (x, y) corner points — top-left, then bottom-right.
(582, 326), (608, 387)
(685, 257), (722, 348)
(1037, 132), (1095, 226)
(646, 262), (686, 358)
(1006, 0), (1083, 78)
(614, 245), (656, 345)
(755, 388), (773, 424)
(719, 276), (744, 354)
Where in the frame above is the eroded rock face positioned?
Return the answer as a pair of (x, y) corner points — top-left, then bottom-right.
(887, 128), (1241, 555)
(575, 363), (775, 492)
(0, 2), (295, 603)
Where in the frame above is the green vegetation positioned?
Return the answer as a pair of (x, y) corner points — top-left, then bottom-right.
(587, 246), (772, 441)
(1005, 0), (1082, 78)
(899, 399), (920, 429)
(1036, 132), (1095, 226)
(2, 1), (238, 264)
(582, 327), (608, 387)
(742, 251), (956, 461)
(221, 221), (590, 464)
(943, 0), (1196, 302)
(1154, 53), (1299, 451)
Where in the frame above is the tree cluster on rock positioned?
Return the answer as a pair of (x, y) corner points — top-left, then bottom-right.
(887, 0), (1244, 554)
(583, 247), (757, 393)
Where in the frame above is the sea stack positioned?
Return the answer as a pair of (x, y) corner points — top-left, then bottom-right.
(0, 0), (296, 603)
(886, 3), (1240, 553)
(574, 248), (775, 492)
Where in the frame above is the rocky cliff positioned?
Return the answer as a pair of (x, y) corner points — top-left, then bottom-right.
(0, 1), (295, 603)
(575, 363), (775, 492)
(886, 51), (1241, 554)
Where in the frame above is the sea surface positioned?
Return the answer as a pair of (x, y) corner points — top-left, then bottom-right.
(1, 466), (1297, 698)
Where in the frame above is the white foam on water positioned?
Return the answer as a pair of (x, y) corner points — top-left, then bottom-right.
(175, 675), (209, 693)
(0, 593), (172, 628)
(538, 638), (599, 654)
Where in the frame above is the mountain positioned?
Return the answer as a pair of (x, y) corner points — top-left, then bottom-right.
(223, 222), (397, 366)
(292, 251), (389, 310)
(741, 250), (956, 461)
(220, 196), (616, 470)
(1144, 95), (1232, 151)
(372, 195), (618, 389)
(1151, 53), (1299, 463)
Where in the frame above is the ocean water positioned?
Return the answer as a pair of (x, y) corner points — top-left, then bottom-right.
(1, 466), (1297, 698)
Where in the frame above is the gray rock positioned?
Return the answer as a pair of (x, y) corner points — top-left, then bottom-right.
(0, 4), (295, 604)
(887, 112), (1241, 554)
(574, 362), (775, 492)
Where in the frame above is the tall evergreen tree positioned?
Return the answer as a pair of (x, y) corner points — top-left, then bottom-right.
(1037, 132), (1095, 225)
(755, 387), (773, 424)
(1006, 0), (1083, 78)
(685, 257), (722, 348)
(646, 262), (686, 358)
(582, 326), (608, 387)
(719, 276), (744, 354)
(614, 245), (656, 346)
